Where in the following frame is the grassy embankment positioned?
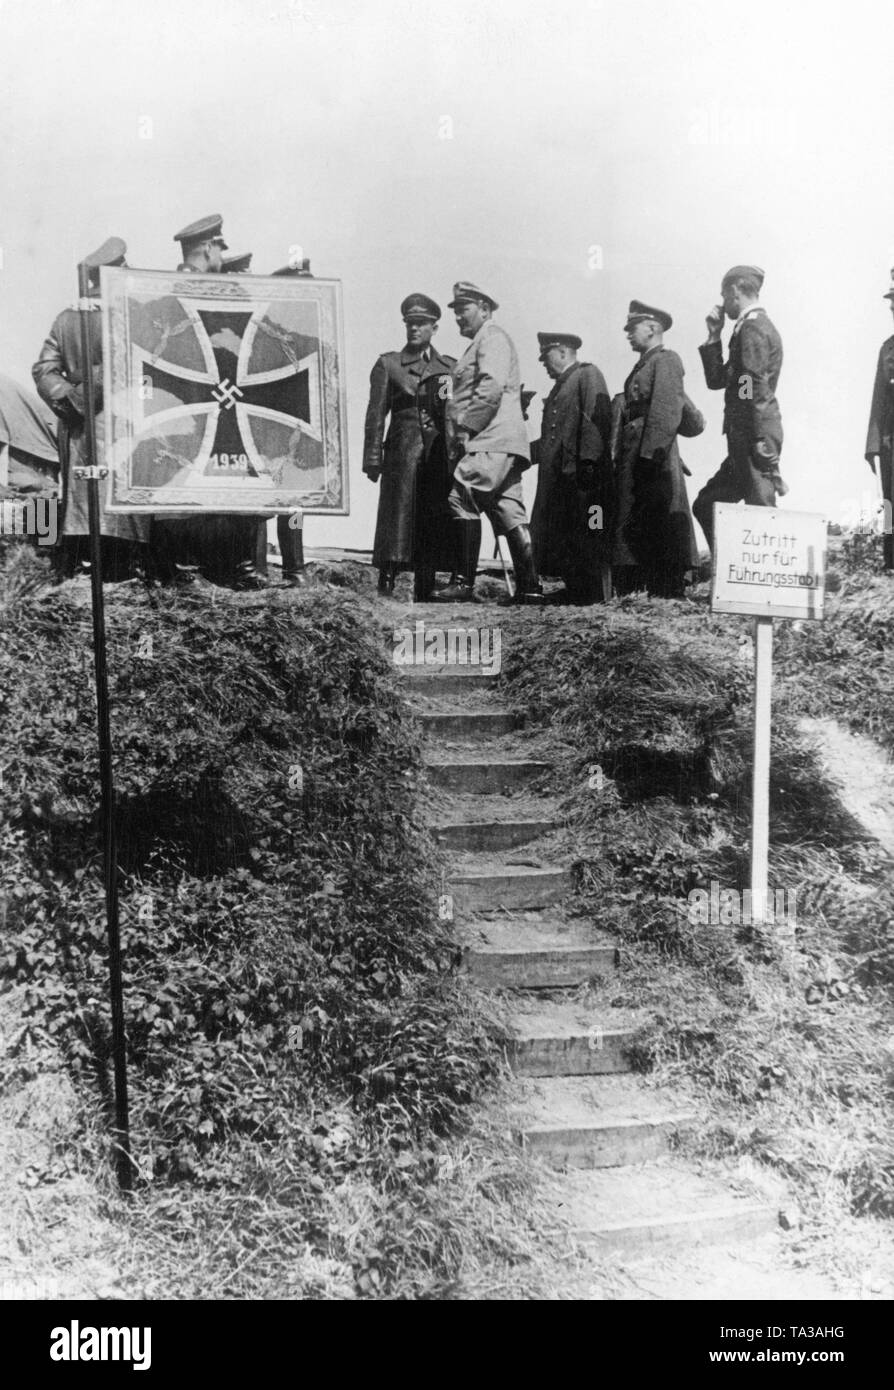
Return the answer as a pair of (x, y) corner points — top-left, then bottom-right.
(0, 543), (579, 1300)
(497, 531), (894, 1286)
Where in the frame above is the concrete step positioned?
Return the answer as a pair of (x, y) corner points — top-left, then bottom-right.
(449, 865), (571, 915)
(513, 1075), (696, 1169)
(503, 1003), (643, 1076)
(558, 1164), (776, 1255)
(426, 758), (551, 794)
(462, 919), (618, 987)
(400, 669), (498, 696)
(433, 817), (555, 852)
(418, 710), (517, 741)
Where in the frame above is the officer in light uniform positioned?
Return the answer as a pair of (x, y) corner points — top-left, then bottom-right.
(439, 281), (542, 604)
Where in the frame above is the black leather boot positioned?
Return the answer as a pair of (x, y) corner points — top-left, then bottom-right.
(377, 563), (397, 595)
(413, 564), (436, 602)
(434, 520), (481, 602)
(276, 514), (306, 586)
(235, 559), (269, 591)
(501, 524), (544, 605)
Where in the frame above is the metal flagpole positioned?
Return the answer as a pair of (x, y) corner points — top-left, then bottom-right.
(76, 260), (132, 1192)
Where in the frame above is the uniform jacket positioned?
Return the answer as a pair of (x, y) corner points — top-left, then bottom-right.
(865, 334), (894, 463)
(531, 361), (612, 478)
(698, 307), (783, 455)
(530, 360), (613, 577)
(363, 344), (455, 567)
(613, 346), (698, 570)
(362, 346), (454, 476)
(447, 319), (530, 463)
(33, 306), (104, 425)
(32, 304), (148, 542)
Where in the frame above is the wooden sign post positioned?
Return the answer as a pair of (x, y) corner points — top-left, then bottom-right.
(711, 504), (827, 924)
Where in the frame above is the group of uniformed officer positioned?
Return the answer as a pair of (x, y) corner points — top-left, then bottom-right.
(364, 265), (791, 603)
(31, 231), (894, 595)
(32, 214), (311, 588)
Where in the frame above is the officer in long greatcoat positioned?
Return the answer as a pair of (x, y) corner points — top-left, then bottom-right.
(864, 273), (894, 571)
(363, 294), (455, 597)
(32, 236), (151, 581)
(530, 332), (613, 604)
(612, 300), (699, 599)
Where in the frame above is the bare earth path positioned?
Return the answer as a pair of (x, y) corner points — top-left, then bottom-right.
(797, 717), (894, 858)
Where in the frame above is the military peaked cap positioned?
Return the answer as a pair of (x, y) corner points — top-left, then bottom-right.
(537, 332), (582, 358)
(174, 214), (228, 249)
(624, 300), (673, 331)
(721, 264), (765, 291)
(401, 293), (441, 321)
(447, 280), (499, 310)
(222, 252), (253, 273)
(271, 259), (312, 276)
(83, 236), (126, 268)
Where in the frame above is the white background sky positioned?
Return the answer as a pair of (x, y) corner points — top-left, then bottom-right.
(1, 0), (893, 549)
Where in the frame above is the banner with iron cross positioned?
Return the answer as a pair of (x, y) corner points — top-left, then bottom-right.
(100, 267), (349, 513)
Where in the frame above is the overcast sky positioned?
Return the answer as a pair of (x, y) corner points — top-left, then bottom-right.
(1, 0), (893, 549)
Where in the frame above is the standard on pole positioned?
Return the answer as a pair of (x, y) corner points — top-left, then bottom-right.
(76, 260), (132, 1192)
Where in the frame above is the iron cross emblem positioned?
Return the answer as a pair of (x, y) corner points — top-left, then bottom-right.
(133, 297), (321, 486)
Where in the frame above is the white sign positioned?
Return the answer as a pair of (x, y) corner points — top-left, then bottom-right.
(711, 504), (827, 620)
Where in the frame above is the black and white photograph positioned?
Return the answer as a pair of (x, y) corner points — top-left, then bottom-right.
(0, 0), (892, 1338)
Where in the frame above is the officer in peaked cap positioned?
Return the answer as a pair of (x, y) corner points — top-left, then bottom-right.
(530, 331), (612, 604)
(363, 291), (456, 599)
(693, 263), (785, 553)
(537, 331), (583, 359)
(624, 300), (673, 333)
(865, 268), (894, 570)
(221, 251), (253, 274)
(447, 281), (499, 312)
(174, 214), (228, 274)
(400, 292), (440, 322)
(83, 235), (126, 283)
(612, 297), (699, 598)
(33, 235), (150, 580)
(437, 280), (542, 604)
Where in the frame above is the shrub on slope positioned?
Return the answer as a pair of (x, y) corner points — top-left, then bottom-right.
(0, 570), (506, 1295)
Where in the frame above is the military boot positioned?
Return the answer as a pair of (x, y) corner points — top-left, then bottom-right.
(377, 563), (397, 595)
(433, 520), (481, 602)
(500, 524), (544, 606)
(413, 564), (437, 602)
